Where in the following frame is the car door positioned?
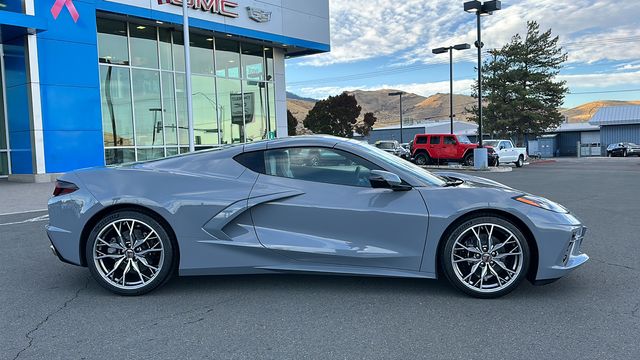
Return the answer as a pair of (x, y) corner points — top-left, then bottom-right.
(442, 135), (458, 159)
(499, 141), (514, 162)
(429, 135), (443, 159)
(248, 146), (429, 271)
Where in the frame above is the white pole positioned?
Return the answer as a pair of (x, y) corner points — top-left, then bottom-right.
(182, 0), (195, 152)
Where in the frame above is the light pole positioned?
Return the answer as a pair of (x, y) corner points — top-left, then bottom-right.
(464, 0), (501, 168)
(432, 43), (471, 135)
(388, 91), (405, 143)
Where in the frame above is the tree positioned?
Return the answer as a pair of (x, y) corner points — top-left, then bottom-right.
(303, 92), (361, 138)
(287, 110), (298, 136)
(469, 21), (568, 143)
(355, 112), (377, 136)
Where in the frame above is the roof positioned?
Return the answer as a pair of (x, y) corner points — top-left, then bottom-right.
(550, 122), (600, 133)
(589, 105), (640, 126)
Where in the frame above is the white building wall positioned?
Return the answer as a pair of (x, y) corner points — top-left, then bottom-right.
(273, 48), (288, 137)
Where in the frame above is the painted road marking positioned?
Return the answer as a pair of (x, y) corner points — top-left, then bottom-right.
(0, 214), (49, 227)
(0, 208), (48, 217)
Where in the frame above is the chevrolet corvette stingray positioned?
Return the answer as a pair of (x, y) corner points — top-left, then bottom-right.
(46, 136), (588, 298)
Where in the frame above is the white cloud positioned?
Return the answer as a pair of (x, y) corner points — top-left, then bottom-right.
(296, 0), (640, 67)
(294, 79), (476, 100)
(559, 71), (640, 89)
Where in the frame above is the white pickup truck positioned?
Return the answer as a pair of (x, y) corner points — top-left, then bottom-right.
(484, 140), (528, 167)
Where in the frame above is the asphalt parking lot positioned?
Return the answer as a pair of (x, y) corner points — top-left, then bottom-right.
(1, 157), (639, 360)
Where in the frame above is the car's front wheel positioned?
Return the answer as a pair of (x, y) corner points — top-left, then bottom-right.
(414, 152), (430, 166)
(441, 216), (530, 298)
(86, 210), (176, 296)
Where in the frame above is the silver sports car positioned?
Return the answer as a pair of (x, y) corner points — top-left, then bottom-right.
(47, 136), (588, 298)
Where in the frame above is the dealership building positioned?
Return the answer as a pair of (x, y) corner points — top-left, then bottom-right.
(0, 0), (330, 181)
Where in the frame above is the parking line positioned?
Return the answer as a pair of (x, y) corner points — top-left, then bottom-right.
(0, 214), (49, 227)
(0, 208), (48, 216)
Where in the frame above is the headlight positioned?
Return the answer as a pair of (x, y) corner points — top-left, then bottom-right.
(514, 195), (569, 213)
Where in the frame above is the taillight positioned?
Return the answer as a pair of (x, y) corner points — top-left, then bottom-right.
(53, 180), (79, 197)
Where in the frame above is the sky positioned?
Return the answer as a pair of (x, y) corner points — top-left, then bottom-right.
(285, 0), (640, 108)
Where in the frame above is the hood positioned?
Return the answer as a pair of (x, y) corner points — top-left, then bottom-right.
(434, 171), (513, 190)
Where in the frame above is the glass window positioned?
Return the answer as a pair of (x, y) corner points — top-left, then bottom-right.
(215, 39), (241, 78)
(416, 136), (428, 144)
(166, 147), (179, 156)
(190, 33), (215, 75)
(263, 147), (380, 187)
(161, 72), (178, 145)
(130, 23), (159, 68)
(217, 77), (244, 144)
(243, 80), (268, 142)
(105, 148), (135, 165)
(444, 136), (456, 145)
(100, 66), (134, 147)
(234, 151), (265, 174)
(242, 43), (265, 81)
(175, 73), (189, 145)
(97, 18), (129, 65)
(137, 148), (165, 161)
(159, 28), (173, 71)
(0, 153), (8, 176)
(0, 0), (24, 13)
(132, 69), (163, 146)
(430, 136), (441, 145)
(173, 30), (185, 72)
(265, 48), (274, 80)
(192, 75), (218, 145)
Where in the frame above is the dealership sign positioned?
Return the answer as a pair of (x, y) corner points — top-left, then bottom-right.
(168, 0), (240, 18)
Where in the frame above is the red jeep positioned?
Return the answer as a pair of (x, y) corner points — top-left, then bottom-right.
(410, 134), (497, 166)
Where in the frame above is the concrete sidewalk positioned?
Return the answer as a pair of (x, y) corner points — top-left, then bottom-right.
(0, 179), (53, 214)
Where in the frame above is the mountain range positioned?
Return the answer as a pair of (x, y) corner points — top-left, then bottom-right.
(286, 90), (640, 129)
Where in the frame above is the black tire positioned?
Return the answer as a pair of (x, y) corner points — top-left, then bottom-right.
(86, 210), (176, 296)
(414, 152), (430, 166)
(441, 216), (530, 299)
(463, 152), (474, 167)
(607, 152), (611, 157)
(515, 156), (524, 168)
(495, 159), (500, 167)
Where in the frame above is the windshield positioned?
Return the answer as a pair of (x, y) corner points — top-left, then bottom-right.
(350, 141), (446, 187)
(484, 140), (499, 147)
(457, 135), (472, 144)
(630, 143), (638, 147)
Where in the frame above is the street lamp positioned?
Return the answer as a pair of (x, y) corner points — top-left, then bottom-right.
(464, 0), (501, 168)
(432, 43), (471, 135)
(388, 91), (405, 143)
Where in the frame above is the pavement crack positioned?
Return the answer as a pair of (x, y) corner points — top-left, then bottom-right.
(12, 277), (90, 360)
(591, 257), (637, 272)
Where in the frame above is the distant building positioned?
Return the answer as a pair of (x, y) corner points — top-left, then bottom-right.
(532, 122), (601, 157)
(355, 121), (478, 144)
(590, 105), (640, 151)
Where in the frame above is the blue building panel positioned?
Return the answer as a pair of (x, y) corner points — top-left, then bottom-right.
(43, 130), (104, 173)
(37, 39), (100, 88)
(40, 84), (102, 131)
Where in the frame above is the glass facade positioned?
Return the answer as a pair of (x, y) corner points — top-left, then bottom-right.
(97, 17), (277, 165)
(0, 53), (9, 176)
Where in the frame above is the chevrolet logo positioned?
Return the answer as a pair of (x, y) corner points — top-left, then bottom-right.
(247, 7), (271, 23)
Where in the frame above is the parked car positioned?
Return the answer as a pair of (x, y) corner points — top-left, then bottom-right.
(410, 134), (498, 166)
(47, 135), (588, 298)
(483, 140), (528, 167)
(606, 142), (640, 157)
(374, 140), (410, 159)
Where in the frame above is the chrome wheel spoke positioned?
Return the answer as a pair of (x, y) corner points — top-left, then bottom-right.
(451, 223), (524, 293)
(94, 218), (164, 290)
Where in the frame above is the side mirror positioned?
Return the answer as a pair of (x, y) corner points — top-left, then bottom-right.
(499, 146), (505, 150)
(369, 170), (411, 191)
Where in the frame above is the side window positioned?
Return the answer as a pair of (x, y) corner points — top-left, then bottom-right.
(443, 136), (456, 145)
(416, 136), (428, 144)
(234, 151), (265, 173)
(430, 136), (441, 145)
(503, 141), (513, 149)
(264, 147), (381, 187)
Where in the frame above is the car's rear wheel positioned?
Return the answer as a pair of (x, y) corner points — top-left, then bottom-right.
(463, 152), (474, 167)
(515, 156), (524, 168)
(86, 210), (175, 296)
(414, 152), (430, 166)
(441, 216), (530, 298)
(623, 149), (628, 157)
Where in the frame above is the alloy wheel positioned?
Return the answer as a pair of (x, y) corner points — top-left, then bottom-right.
(450, 223), (524, 294)
(93, 219), (165, 290)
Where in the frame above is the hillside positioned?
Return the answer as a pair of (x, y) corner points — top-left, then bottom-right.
(286, 90), (640, 131)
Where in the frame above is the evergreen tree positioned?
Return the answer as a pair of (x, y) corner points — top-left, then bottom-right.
(470, 21), (568, 143)
(287, 110), (298, 136)
(304, 92), (362, 138)
(355, 112), (377, 136)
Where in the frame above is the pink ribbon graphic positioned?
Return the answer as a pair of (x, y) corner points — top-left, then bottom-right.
(51, 0), (80, 23)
